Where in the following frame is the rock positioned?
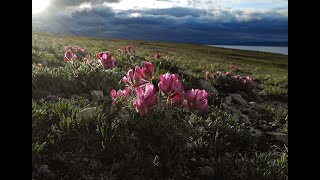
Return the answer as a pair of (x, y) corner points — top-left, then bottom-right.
(221, 103), (228, 110)
(77, 107), (101, 121)
(38, 165), (55, 179)
(257, 84), (264, 90)
(224, 96), (232, 105)
(230, 93), (248, 106)
(261, 124), (270, 131)
(200, 158), (208, 163)
(198, 166), (215, 176)
(70, 94), (81, 99)
(242, 109), (250, 114)
(199, 80), (219, 95)
(91, 90), (104, 100)
(46, 95), (59, 100)
(249, 127), (263, 137)
(226, 106), (242, 121)
(221, 103), (251, 125)
(239, 114), (251, 125)
(266, 132), (288, 142)
(42, 60), (48, 67)
(83, 99), (90, 104)
(249, 102), (257, 105)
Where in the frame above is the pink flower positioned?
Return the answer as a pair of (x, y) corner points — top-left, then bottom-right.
(246, 75), (252, 81)
(119, 46), (134, 54)
(83, 53), (92, 65)
(121, 69), (149, 88)
(234, 75), (242, 80)
(215, 71), (223, 76)
(135, 61), (155, 81)
(225, 72), (231, 76)
(205, 71), (212, 80)
(76, 47), (85, 52)
(244, 75), (253, 85)
(183, 89), (208, 113)
(158, 73), (184, 105)
(65, 45), (73, 51)
(110, 87), (131, 107)
(154, 53), (161, 59)
(64, 49), (77, 62)
(125, 46), (133, 53)
(133, 83), (157, 116)
(230, 65), (240, 70)
(96, 50), (116, 69)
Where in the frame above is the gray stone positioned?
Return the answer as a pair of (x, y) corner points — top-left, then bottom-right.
(200, 158), (208, 163)
(239, 114), (251, 125)
(83, 99), (90, 104)
(266, 132), (288, 142)
(261, 124), (270, 131)
(221, 103), (252, 125)
(46, 95), (59, 100)
(221, 103), (228, 110)
(249, 127), (263, 137)
(227, 106), (242, 121)
(91, 90), (104, 100)
(70, 94), (81, 99)
(42, 60), (48, 67)
(230, 93), (248, 106)
(224, 96), (232, 105)
(257, 84), (264, 90)
(199, 79), (219, 95)
(38, 165), (55, 179)
(198, 166), (215, 176)
(77, 107), (101, 121)
(249, 102), (257, 105)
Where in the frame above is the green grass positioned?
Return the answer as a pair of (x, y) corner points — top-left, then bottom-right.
(32, 32), (288, 180)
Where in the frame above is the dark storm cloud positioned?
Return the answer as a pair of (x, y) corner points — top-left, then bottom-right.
(52, 0), (120, 7)
(32, 4), (288, 46)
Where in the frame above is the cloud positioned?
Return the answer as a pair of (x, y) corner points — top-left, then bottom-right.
(32, 0), (287, 46)
(51, 0), (120, 7)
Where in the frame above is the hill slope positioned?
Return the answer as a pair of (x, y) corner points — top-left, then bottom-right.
(32, 32), (288, 180)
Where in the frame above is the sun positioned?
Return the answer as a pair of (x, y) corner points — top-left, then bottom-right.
(32, 0), (50, 14)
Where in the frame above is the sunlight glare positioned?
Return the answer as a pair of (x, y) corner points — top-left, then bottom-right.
(32, 0), (50, 14)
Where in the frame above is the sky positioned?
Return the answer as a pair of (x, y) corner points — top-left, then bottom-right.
(32, 0), (288, 46)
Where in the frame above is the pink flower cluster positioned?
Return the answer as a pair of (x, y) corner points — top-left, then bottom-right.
(182, 89), (208, 114)
(118, 45), (134, 54)
(154, 53), (161, 59)
(121, 61), (154, 88)
(63, 46), (92, 65)
(158, 73), (184, 105)
(110, 87), (131, 108)
(158, 73), (208, 112)
(230, 64), (241, 70)
(111, 62), (156, 116)
(96, 50), (116, 69)
(76, 47), (85, 52)
(233, 75), (253, 85)
(82, 53), (93, 65)
(64, 46), (77, 62)
(63, 45), (117, 68)
(111, 62), (208, 116)
(205, 70), (254, 87)
(133, 84), (158, 116)
(214, 71), (253, 84)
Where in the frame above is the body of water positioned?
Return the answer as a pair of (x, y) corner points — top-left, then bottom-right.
(209, 45), (288, 55)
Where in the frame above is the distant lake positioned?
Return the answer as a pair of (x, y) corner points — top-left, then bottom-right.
(209, 45), (288, 55)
